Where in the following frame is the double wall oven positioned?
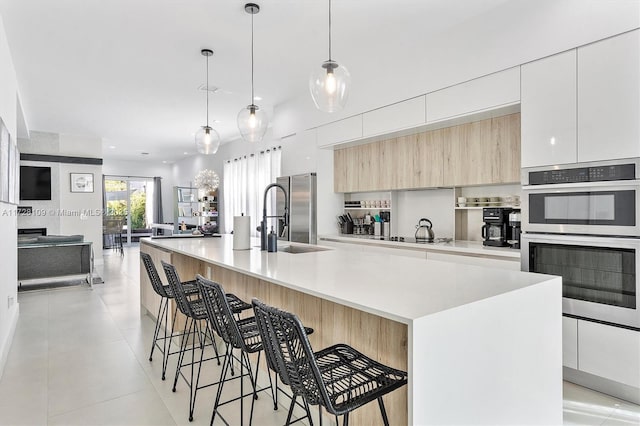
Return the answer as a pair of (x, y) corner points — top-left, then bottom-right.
(521, 158), (640, 329)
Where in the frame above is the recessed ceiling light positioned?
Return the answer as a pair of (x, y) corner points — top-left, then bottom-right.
(162, 160), (167, 164)
(198, 84), (219, 93)
(253, 96), (262, 101)
(108, 145), (116, 149)
(183, 151), (189, 155)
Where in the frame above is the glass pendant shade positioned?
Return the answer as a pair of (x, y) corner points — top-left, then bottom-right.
(309, 60), (351, 112)
(237, 104), (268, 143)
(195, 126), (220, 155)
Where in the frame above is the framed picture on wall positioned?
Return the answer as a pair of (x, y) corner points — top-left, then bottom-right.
(70, 172), (94, 193)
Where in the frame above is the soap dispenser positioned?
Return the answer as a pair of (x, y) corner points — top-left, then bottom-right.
(267, 227), (277, 252)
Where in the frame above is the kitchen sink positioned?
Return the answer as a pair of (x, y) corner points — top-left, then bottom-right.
(279, 245), (330, 254)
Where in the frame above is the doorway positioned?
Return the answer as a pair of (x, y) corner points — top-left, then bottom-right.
(103, 176), (152, 245)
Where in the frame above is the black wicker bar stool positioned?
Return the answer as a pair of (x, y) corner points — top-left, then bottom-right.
(196, 275), (275, 426)
(141, 252), (199, 380)
(161, 261), (251, 422)
(252, 298), (408, 426)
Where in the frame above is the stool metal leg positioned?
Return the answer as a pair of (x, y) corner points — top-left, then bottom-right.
(377, 397), (390, 426)
(149, 296), (167, 362)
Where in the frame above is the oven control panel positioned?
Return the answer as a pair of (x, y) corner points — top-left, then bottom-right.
(529, 163), (636, 185)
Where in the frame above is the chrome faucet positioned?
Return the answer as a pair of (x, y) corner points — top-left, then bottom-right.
(260, 183), (289, 251)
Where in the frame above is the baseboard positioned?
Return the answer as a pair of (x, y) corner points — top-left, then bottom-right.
(564, 366), (640, 405)
(0, 302), (20, 381)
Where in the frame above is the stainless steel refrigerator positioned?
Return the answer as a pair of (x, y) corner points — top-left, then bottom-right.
(276, 173), (317, 244)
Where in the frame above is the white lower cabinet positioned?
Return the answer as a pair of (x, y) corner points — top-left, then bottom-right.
(577, 320), (640, 388)
(562, 316), (578, 369)
(426, 252), (520, 270)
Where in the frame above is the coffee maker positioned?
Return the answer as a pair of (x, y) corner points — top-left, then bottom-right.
(481, 207), (513, 247)
(507, 210), (521, 249)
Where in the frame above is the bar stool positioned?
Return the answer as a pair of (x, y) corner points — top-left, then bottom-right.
(141, 252), (199, 380)
(195, 275), (274, 426)
(157, 260), (252, 422)
(252, 298), (408, 426)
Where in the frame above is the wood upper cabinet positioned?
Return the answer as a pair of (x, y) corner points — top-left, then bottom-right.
(443, 113), (520, 186)
(335, 113), (520, 192)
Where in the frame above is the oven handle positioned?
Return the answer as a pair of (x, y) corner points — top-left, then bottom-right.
(521, 232), (640, 246)
(523, 180), (640, 191)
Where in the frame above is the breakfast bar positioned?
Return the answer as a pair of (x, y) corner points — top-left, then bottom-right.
(140, 236), (562, 425)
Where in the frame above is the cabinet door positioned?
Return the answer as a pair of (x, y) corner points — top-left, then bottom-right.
(521, 50), (577, 167)
(355, 142), (381, 192)
(317, 115), (363, 148)
(491, 114), (521, 183)
(578, 30), (640, 162)
(562, 316), (578, 369)
(363, 96), (426, 137)
(578, 320), (640, 387)
(426, 67), (520, 123)
(444, 114), (520, 186)
(333, 145), (359, 193)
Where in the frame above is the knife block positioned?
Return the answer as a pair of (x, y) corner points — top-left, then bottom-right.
(341, 222), (354, 234)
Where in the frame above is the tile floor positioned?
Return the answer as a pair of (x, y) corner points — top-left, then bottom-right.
(0, 245), (638, 426)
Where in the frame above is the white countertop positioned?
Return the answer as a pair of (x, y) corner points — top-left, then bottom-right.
(319, 234), (521, 259)
(142, 235), (551, 324)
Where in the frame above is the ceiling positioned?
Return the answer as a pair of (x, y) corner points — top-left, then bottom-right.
(0, 0), (513, 162)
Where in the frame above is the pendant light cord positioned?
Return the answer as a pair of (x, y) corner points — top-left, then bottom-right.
(205, 53), (209, 127)
(251, 11), (255, 105)
(328, 0), (332, 61)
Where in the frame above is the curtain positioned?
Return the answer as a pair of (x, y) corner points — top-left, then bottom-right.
(153, 176), (163, 223)
(146, 180), (154, 227)
(223, 148), (282, 236)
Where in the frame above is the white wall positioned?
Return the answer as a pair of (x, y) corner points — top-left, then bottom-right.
(17, 131), (104, 261)
(0, 13), (19, 379)
(395, 189), (455, 239)
(102, 159), (174, 223)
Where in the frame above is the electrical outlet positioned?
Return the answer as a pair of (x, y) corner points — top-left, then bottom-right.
(206, 266), (212, 279)
(7, 295), (14, 309)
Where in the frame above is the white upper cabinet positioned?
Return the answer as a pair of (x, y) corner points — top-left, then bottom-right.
(426, 67), (520, 123)
(577, 30), (640, 162)
(521, 50), (577, 167)
(316, 115), (363, 148)
(362, 96), (426, 137)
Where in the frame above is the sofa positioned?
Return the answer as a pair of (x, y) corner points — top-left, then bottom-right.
(18, 235), (92, 281)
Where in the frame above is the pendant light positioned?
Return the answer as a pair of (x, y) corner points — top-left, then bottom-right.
(195, 49), (221, 155)
(309, 0), (351, 113)
(237, 3), (268, 143)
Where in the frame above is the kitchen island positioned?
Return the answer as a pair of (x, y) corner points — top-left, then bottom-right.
(140, 235), (561, 425)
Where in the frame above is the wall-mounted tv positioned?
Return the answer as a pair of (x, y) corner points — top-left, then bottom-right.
(20, 166), (52, 200)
